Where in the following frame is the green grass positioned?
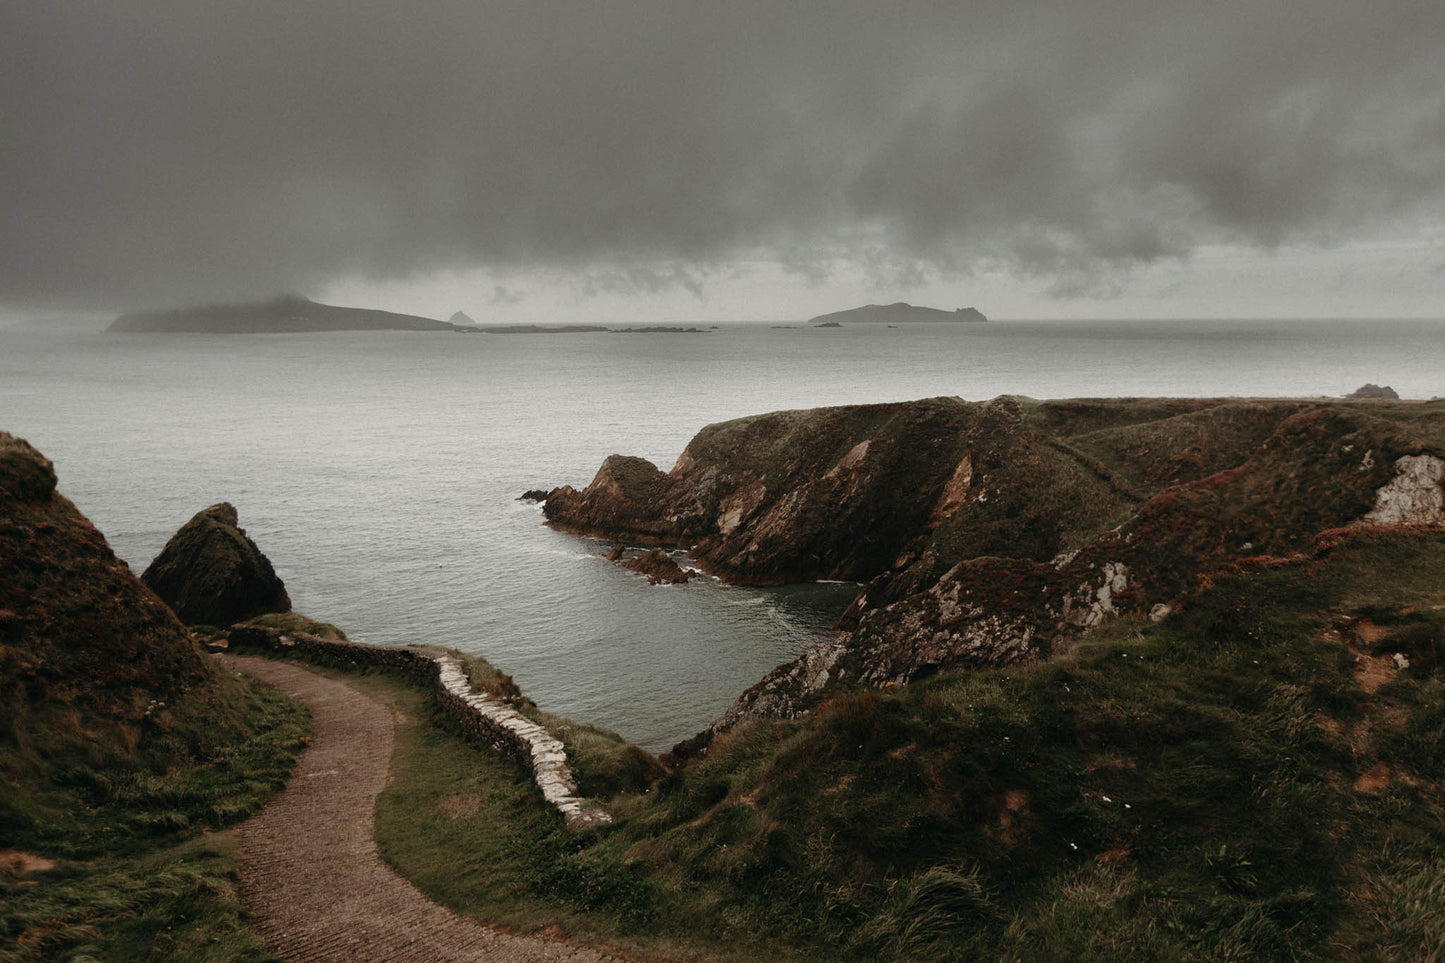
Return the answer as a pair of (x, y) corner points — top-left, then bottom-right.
(1, 668), (308, 961)
(352, 529), (1445, 961)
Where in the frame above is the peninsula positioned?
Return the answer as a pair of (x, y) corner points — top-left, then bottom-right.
(807, 302), (987, 325)
(109, 295), (462, 333)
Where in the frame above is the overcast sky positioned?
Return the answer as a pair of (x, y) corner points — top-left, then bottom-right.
(4, 1), (1444, 323)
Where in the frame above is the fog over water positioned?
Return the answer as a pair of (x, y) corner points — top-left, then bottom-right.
(3, 319), (1441, 749)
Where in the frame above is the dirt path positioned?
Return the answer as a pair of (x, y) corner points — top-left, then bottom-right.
(221, 655), (622, 962)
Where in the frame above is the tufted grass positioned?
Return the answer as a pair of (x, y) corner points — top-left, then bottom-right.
(0, 671), (308, 961)
(358, 528), (1445, 961)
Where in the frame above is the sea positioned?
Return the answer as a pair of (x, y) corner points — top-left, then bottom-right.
(3, 317), (1443, 751)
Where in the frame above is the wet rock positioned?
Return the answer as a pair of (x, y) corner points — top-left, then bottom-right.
(620, 547), (694, 584)
(518, 489), (550, 502)
(142, 503), (291, 626)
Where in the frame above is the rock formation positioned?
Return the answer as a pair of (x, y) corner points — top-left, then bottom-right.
(546, 397), (1445, 752)
(1, 432), (209, 720)
(1347, 383), (1400, 399)
(142, 503), (291, 626)
(619, 547), (695, 584)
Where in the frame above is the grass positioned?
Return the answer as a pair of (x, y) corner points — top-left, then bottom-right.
(1, 669), (308, 961)
(349, 528), (1445, 961)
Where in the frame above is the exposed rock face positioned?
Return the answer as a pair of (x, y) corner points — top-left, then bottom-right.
(142, 503), (291, 626)
(546, 398), (1445, 753)
(1, 432), (208, 719)
(620, 547), (695, 584)
(1361, 454), (1445, 525)
(1347, 384), (1400, 399)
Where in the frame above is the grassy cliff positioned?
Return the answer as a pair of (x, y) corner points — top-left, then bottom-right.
(0, 432), (307, 960)
(373, 526), (1445, 961)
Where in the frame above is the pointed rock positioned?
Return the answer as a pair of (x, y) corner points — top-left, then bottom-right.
(142, 503), (291, 626)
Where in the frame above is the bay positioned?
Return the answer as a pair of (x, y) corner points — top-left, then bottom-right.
(2, 318), (1441, 750)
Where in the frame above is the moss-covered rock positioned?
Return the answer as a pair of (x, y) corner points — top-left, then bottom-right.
(141, 503), (291, 626)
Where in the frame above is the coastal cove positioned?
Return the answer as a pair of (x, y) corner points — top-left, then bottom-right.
(4, 317), (1443, 750)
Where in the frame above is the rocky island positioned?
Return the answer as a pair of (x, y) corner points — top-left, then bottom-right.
(109, 295), (464, 333)
(807, 302), (987, 324)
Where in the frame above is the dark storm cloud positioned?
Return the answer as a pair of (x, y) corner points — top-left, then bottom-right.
(4, 0), (1444, 310)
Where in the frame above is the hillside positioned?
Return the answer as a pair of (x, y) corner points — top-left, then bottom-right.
(807, 302), (987, 324)
(0, 431), (306, 959)
(108, 295), (460, 333)
(543, 396), (1445, 748)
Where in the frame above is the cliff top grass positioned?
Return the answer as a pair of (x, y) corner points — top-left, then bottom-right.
(368, 526), (1445, 961)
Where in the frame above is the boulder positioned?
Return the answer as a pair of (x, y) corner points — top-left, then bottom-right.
(620, 547), (694, 584)
(142, 503), (291, 626)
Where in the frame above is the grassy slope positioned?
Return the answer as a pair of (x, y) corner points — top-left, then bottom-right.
(1, 432), (310, 960)
(0, 670), (308, 961)
(367, 528), (1445, 962)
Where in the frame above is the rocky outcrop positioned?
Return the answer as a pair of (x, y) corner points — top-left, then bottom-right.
(545, 399), (1445, 754)
(619, 547), (696, 584)
(1360, 454), (1445, 525)
(1, 432), (209, 721)
(142, 503), (291, 626)
(1347, 383), (1400, 399)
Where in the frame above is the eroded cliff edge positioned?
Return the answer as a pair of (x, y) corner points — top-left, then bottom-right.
(544, 396), (1445, 752)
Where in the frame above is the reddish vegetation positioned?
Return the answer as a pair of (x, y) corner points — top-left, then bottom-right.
(0, 432), (210, 722)
(542, 397), (1445, 744)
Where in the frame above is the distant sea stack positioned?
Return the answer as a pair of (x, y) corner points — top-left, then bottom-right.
(807, 302), (987, 325)
(449, 311), (479, 327)
(1347, 383), (1400, 400)
(109, 296), (461, 333)
(142, 503), (291, 627)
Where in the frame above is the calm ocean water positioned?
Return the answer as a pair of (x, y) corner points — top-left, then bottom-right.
(3, 318), (1442, 749)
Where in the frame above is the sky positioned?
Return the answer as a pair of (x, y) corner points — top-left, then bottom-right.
(4, 1), (1445, 324)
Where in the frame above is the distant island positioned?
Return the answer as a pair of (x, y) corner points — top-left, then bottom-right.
(109, 296), (462, 333)
(807, 302), (987, 325)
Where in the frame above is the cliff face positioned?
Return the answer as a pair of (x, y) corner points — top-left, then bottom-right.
(545, 398), (1445, 750)
(142, 503), (291, 626)
(0, 432), (209, 720)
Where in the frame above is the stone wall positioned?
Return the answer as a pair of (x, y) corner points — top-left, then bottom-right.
(226, 626), (611, 828)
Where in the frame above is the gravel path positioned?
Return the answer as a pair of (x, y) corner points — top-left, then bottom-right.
(221, 655), (623, 962)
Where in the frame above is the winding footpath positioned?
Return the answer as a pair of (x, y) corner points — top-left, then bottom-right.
(221, 655), (622, 963)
